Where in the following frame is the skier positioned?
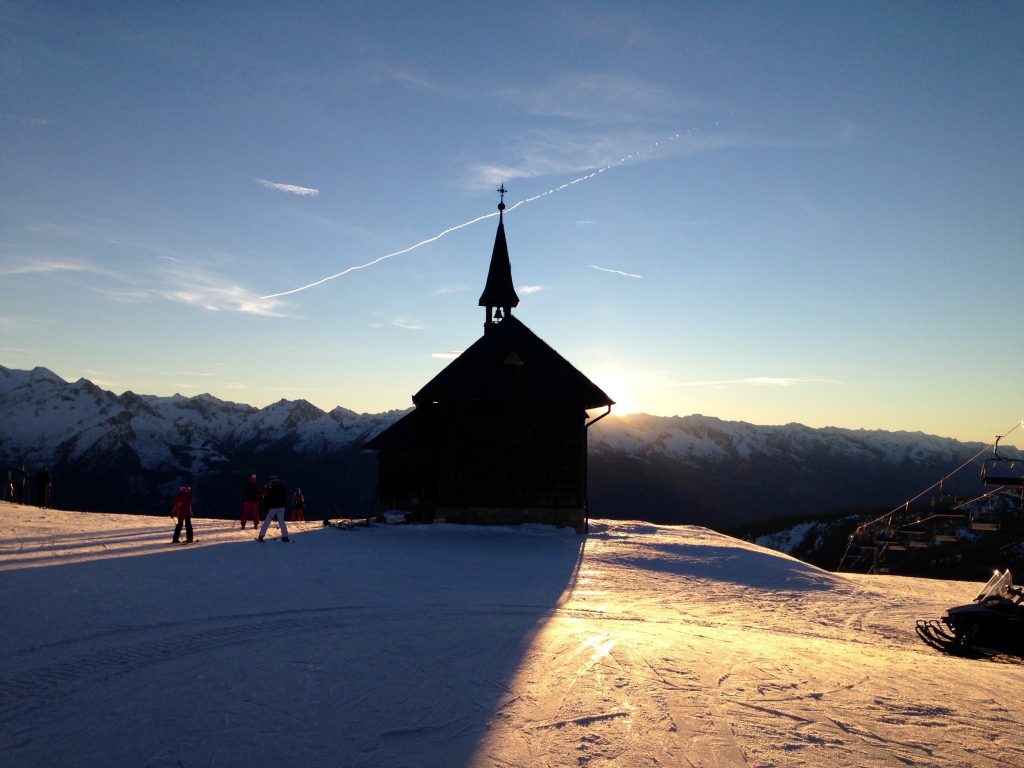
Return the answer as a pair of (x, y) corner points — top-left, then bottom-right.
(171, 485), (196, 544)
(257, 476), (290, 542)
(13, 464), (28, 504)
(35, 467), (51, 508)
(240, 474), (262, 529)
(289, 487), (305, 522)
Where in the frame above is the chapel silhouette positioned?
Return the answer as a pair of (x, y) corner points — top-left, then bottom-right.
(365, 188), (613, 532)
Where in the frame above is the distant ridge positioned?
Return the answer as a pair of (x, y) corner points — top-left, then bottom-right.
(0, 365), (1011, 526)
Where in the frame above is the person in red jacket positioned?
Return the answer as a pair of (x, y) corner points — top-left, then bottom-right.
(171, 485), (195, 544)
(240, 474), (262, 529)
(289, 487), (305, 522)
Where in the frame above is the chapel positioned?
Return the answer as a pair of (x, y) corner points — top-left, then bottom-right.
(364, 188), (613, 532)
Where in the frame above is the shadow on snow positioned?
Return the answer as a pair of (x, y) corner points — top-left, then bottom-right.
(0, 522), (585, 768)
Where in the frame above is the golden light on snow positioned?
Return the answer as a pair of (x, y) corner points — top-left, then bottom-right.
(0, 505), (313, 571)
(579, 633), (618, 663)
(466, 522), (1019, 767)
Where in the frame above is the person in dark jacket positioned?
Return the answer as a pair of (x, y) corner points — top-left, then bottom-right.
(257, 476), (289, 542)
(240, 474), (262, 529)
(171, 485), (196, 544)
(13, 464), (28, 504)
(35, 467), (51, 508)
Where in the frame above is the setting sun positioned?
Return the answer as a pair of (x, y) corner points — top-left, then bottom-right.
(593, 368), (637, 417)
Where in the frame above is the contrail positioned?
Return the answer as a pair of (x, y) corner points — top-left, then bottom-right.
(257, 179), (320, 196)
(260, 132), (685, 300)
(589, 264), (643, 279)
(260, 211), (498, 299)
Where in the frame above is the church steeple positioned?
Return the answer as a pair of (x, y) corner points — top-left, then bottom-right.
(478, 184), (520, 333)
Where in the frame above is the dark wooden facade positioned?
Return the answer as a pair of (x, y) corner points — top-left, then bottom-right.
(369, 402), (587, 527)
(365, 197), (612, 531)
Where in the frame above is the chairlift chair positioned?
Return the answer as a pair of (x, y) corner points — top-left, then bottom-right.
(969, 506), (1001, 531)
(981, 436), (1024, 486)
(970, 519), (1001, 532)
(982, 460), (1023, 486)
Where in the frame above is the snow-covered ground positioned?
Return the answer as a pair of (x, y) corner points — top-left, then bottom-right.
(1, 505), (1021, 768)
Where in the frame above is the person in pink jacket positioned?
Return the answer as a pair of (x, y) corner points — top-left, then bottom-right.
(240, 474), (262, 529)
(171, 485), (195, 544)
(289, 488), (306, 522)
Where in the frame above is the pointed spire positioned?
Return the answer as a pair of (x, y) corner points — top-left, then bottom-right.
(479, 185), (520, 330)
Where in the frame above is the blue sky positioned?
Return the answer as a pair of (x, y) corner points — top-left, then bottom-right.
(2, 2), (1022, 443)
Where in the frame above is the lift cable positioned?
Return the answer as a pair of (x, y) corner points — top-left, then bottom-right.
(836, 418), (1023, 572)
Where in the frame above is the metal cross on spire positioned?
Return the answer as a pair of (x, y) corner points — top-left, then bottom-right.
(497, 183), (507, 212)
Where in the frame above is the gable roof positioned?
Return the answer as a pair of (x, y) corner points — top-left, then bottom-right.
(363, 406), (426, 451)
(412, 315), (613, 409)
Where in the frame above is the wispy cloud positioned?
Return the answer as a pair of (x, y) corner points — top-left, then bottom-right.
(465, 119), (826, 191)
(149, 252), (292, 317)
(461, 71), (705, 188)
(833, 119), (863, 145)
(112, 258), (288, 316)
(645, 376), (839, 390)
(0, 259), (103, 277)
(742, 377), (836, 387)
(11, 218), (289, 317)
(498, 73), (690, 124)
(433, 284), (470, 296)
(467, 130), (633, 186)
(256, 179), (320, 197)
(389, 316), (424, 331)
(431, 351), (462, 359)
(65, 247), (288, 317)
(0, 315), (55, 334)
(289, 209), (381, 239)
(590, 264), (642, 279)
(159, 370), (215, 378)
(391, 70), (443, 94)
(518, 284), (546, 294)
(92, 287), (156, 304)
(157, 282), (287, 317)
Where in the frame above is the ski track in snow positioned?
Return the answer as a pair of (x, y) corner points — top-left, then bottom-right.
(1, 506), (1022, 768)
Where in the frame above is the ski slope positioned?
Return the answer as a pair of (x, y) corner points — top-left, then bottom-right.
(1, 505), (1021, 767)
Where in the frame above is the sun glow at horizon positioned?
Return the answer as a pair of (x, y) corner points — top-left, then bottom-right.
(594, 368), (638, 417)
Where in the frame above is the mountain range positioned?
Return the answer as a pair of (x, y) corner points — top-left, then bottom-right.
(0, 364), (1010, 528)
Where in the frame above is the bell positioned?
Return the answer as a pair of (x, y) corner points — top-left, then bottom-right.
(494, 307), (504, 320)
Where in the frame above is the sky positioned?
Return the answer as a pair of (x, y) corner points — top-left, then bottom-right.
(1, 2), (1022, 444)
